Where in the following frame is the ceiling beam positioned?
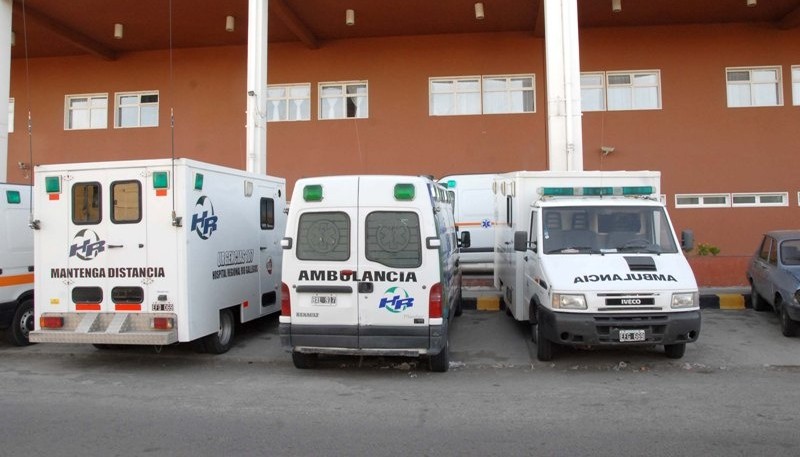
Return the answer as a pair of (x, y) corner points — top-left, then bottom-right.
(534, 0), (545, 37)
(13, 0), (117, 61)
(776, 4), (800, 30)
(270, 0), (320, 49)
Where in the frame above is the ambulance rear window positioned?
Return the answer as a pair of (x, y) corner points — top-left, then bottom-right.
(297, 212), (350, 261)
(111, 180), (141, 223)
(72, 182), (102, 225)
(366, 211), (421, 268)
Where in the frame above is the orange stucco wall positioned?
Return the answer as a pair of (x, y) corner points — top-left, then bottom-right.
(7, 24), (800, 280)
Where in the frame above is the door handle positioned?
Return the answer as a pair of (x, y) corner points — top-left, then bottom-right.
(108, 244), (124, 248)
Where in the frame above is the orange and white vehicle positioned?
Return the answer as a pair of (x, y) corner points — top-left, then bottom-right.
(29, 159), (286, 354)
(0, 183), (35, 346)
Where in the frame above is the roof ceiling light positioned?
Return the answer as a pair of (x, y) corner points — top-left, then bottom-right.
(114, 23), (123, 39)
(475, 3), (485, 20)
(346, 9), (355, 26)
(747, 0), (757, 6)
(612, 0), (622, 13)
(226, 15), (235, 32)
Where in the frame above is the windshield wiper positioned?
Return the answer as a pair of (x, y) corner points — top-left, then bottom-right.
(616, 246), (662, 255)
(546, 246), (604, 255)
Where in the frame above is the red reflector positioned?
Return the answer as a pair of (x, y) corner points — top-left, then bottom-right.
(48, 194), (60, 201)
(281, 282), (291, 316)
(76, 303), (101, 311)
(156, 189), (168, 197)
(243, 300), (249, 309)
(115, 304), (141, 311)
(152, 317), (174, 330)
(40, 316), (64, 329)
(429, 282), (443, 318)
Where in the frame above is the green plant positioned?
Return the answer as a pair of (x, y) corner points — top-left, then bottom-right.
(695, 242), (720, 256)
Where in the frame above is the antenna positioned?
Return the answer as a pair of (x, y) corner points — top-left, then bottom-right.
(168, 0), (181, 227)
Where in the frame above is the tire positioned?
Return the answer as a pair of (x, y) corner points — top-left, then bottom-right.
(292, 351), (317, 369)
(429, 341), (450, 372)
(751, 285), (769, 312)
(780, 305), (799, 337)
(8, 299), (34, 346)
(203, 309), (235, 354)
(664, 343), (686, 359)
(535, 312), (553, 362)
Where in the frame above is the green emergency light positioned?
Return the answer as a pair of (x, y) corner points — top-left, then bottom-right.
(540, 187), (574, 196)
(447, 180), (456, 188)
(45, 176), (61, 193)
(622, 186), (654, 195)
(194, 173), (204, 191)
(6, 190), (21, 204)
(394, 183), (415, 201)
(303, 185), (323, 202)
(152, 171), (169, 189)
(582, 187), (613, 196)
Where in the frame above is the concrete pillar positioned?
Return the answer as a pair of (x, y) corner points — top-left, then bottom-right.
(245, 0), (268, 174)
(0, 0), (12, 182)
(544, 0), (583, 171)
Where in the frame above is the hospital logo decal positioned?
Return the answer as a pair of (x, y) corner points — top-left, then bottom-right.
(191, 196), (218, 240)
(378, 286), (415, 313)
(69, 229), (106, 261)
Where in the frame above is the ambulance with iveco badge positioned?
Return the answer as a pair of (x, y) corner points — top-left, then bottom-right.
(280, 175), (469, 372)
(29, 159), (286, 354)
(495, 171), (700, 361)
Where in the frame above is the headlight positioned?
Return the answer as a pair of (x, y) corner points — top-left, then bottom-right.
(552, 293), (587, 310)
(671, 292), (698, 309)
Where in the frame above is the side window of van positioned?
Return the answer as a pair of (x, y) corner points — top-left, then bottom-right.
(260, 198), (274, 230)
(297, 212), (350, 261)
(758, 237), (771, 261)
(366, 211), (422, 268)
(111, 180), (141, 224)
(73, 182), (101, 225)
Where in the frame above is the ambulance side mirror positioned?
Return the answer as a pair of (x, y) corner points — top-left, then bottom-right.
(681, 229), (694, 252)
(459, 231), (471, 249)
(514, 231), (529, 252)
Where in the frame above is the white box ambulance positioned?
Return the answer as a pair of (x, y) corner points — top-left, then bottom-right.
(494, 170), (700, 361)
(279, 175), (468, 372)
(438, 174), (496, 274)
(0, 183), (35, 346)
(29, 159), (286, 354)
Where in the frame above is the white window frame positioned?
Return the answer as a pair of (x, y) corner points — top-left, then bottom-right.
(725, 66), (783, 108)
(674, 193), (731, 209)
(8, 98), (13, 134)
(580, 72), (606, 112)
(318, 81), (368, 120)
(481, 74), (536, 114)
(606, 70), (662, 111)
(64, 93), (108, 131)
(114, 91), (159, 128)
(792, 65), (800, 106)
(732, 192), (788, 207)
(267, 83), (311, 122)
(429, 76), (482, 116)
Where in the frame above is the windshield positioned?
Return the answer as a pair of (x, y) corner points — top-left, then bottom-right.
(542, 205), (679, 254)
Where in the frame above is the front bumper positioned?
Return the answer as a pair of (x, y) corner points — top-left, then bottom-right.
(539, 308), (701, 346)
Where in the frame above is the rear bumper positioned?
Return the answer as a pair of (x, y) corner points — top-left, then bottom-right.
(30, 312), (178, 346)
(280, 323), (447, 356)
(539, 309), (701, 347)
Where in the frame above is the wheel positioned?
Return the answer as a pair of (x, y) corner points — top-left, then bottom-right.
(750, 285), (768, 311)
(7, 299), (34, 346)
(780, 305), (798, 337)
(429, 341), (450, 372)
(203, 309), (235, 354)
(292, 351), (318, 369)
(535, 312), (553, 362)
(664, 343), (686, 359)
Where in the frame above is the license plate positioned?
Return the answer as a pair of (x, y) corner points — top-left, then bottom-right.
(619, 329), (646, 342)
(310, 295), (337, 306)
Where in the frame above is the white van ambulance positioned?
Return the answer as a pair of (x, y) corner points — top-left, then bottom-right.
(0, 184), (35, 346)
(438, 174), (496, 274)
(29, 159), (286, 354)
(495, 171), (700, 361)
(279, 175), (468, 372)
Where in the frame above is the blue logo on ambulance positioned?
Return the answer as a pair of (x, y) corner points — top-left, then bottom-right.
(191, 196), (218, 240)
(69, 229), (106, 261)
(378, 287), (415, 313)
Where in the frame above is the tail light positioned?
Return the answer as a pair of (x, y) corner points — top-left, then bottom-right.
(151, 317), (174, 330)
(429, 282), (443, 318)
(281, 282), (291, 316)
(40, 316), (64, 329)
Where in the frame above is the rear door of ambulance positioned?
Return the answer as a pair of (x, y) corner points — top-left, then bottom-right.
(288, 177), (360, 348)
(357, 177), (431, 349)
